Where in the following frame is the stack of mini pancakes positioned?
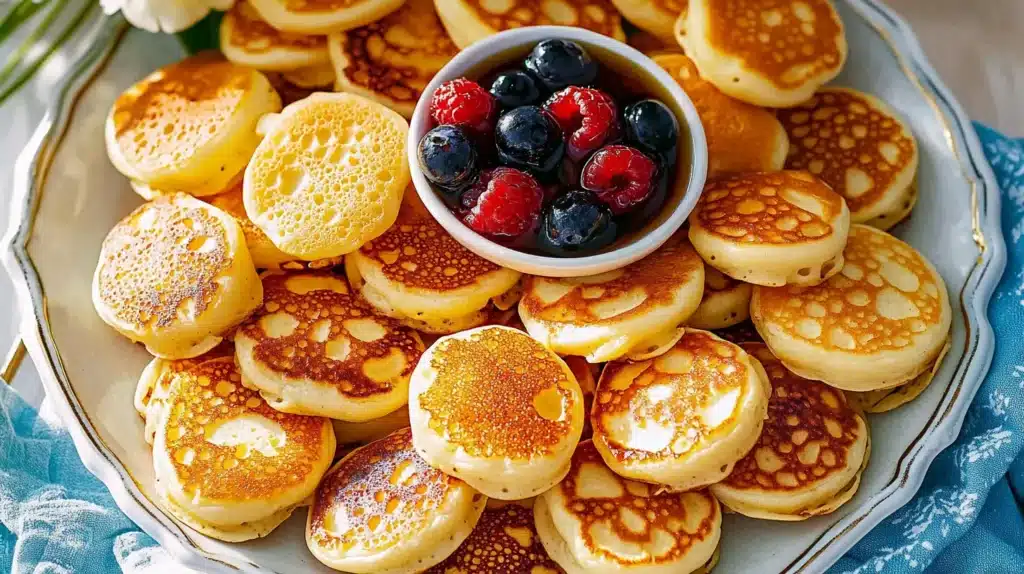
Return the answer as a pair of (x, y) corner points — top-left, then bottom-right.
(93, 1), (952, 572)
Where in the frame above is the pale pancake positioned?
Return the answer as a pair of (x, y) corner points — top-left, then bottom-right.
(221, 1), (330, 71)
(751, 224), (952, 391)
(591, 329), (770, 491)
(282, 62), (337, 87)
(306, 428), (486, 574)
(249, 0), (406, 34)
(409, 326), (585, 499)
(106, 53), (282, 197)
(235, 272), (425, 420)
(206, 180), (296, 269)
(847, 336), (950, 413)
(710, 343), (869, 520)
(778, 88), (919, 226)
(535, 441), (721, 574)
(688, 266), (753, 330)
(435, 0), (626, 49)
(612, 0), (685, 42)
(688, 170), (850, 287)
(244, 92), (410, 260)
(654, 52), (789, 177)
(152, 355), (335, 542)
(677, 0), (847, 107)
(328, 0), (459, 118)
(331, 405), (410, 445)
(519, 233), (705, 363)
(92, 194), (263, 359)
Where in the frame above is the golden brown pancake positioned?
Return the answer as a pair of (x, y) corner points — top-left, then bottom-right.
(221, 1), (329, 71)
(613, 0), (686, 42)
(847, 336), (950, 413)
(435, 0), (627, 49)
(331, 405), (410, 446)
(688, 265), (753, 329)
(249, 0), (407, 34)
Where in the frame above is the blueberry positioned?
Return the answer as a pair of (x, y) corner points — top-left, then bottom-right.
(524, 39), (598, 92)
(418, 125), (479, 199)
(538, 189), (617, 255)
(495, 106), (565, 176)
(490, 71), (542, 108)
(623, 99), (679, 166)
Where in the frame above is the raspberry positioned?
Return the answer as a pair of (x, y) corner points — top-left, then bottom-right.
(544, 86), (619, 162)
(430, 78), (498, 135)
(581, 145), (658, 215)
(461, 168), (544, 241)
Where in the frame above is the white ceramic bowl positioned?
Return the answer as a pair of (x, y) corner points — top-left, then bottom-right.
(407, 26), (707, 277)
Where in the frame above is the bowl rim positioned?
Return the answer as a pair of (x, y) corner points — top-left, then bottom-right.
(407, 25), (708, 277)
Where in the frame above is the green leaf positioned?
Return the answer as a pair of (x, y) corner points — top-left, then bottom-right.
(175, 10), (223, 54)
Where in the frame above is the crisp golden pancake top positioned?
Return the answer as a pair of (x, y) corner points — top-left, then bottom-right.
(278, 0), (371, 12)
(425, 501), (562, 574)
(160, 356), (329, 499)
(557, 441), (720, 563)
(225, 2), (327, 53)
(461, 0), (624, 38)
(98, 195), (230, 329)
(419, 327), (580, 459)
(778, 88), (917, 213)
(722, 344), (862, 490)
(755, 225), (945, 354)
(309, 428), (475, 552)
(693, 171), (844, 244)
(238, 273), (423, 397)
(700, 0), (843, 89)
(520, 234), (703, 325)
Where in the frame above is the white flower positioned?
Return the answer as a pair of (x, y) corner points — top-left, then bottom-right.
(100, 0), (235, 34)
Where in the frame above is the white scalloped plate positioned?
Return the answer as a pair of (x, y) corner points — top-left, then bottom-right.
(2, 2), (1007, 573)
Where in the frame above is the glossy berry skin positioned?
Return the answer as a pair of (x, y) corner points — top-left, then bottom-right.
(430, 78), (498, 135)
(623, 99), (679, 166)
(524, 39), (598, 92)
(489, 71), (542, 108)
(545, 86), (620, 162)
(538, 189), (617, 256)
(581, 145), (658, 215)
(495, 106), (566, 176)
(418, 125), (479, 198)
(461, 167), (544, 242)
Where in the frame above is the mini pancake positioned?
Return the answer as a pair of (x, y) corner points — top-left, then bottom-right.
(519, 233), (705, 363)
(613, 0), (686, 42)
(676, 0), (847, 107)
(328, 0), (460, 118)
(435, 0), (626, 49)
(864, 182), (917, 232)
(847, 336), (950, 413)
(244, 92), (409, 260)
(688, 170), (850, 287)
(778, 88), (919, 227)
(654, 52), (789, 177)
(710, 343), (869, 520)
(687, 266), (752, 330)
(282, 62), (337, 88)
(331, 404), (410, 446)
(235, 272), (425, 420)
(409, 326), (585, 500)
(535, 441), (721, 574)
(221, 1), (330, 71)
(152, 355), (335, 542)
(206, 180), (296, 269)
(248, 0), (406, 34)
(751, 224), (952, 391)
(266, 70), (322, 105)
(306, 428), (486, 573)
(92, 193), (263, 359)
(591, 329), (770, 491)
(106, 53), (282, 197)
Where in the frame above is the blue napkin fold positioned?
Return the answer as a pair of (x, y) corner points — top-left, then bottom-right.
(1, 124), (1022, 574)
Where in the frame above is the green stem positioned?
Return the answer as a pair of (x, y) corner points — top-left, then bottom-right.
(0, 0), (51, 44)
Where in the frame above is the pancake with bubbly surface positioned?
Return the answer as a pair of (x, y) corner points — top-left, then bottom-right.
(689, 170), (850, 287)
(613, 0), (686, 42)
(751, 224), (952, 391)
(654, 52), (789, 177)
(434, 0), (626, 49)
(221, 1), (330, 71)
(331, 405), (410, 445)
(519, 233), (705, 363)
(778, 88), (919, 228)
(235, 272), (424, 420)
(688, 266), (753, 330)
(535, 440), (721, 574)
(92, 194), (263, 359)
(152, 355), (335, 542)
(591, 329), (770, 491)
(710, 343), (869, 520)
(249, 0), (406, 34)
(409, 326), (585, 499)
(206, 180), (296, 269)
(328, 0), (459, 118)
(676, 0), (846, 107)
(244, 92), (409, 260)
(106, 53), (281, 197)
(847, 336), (950, 413)
(307, 428), (486, 573)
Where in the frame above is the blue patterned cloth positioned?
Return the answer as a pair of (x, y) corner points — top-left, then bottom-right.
(1, 126), (1022, 573)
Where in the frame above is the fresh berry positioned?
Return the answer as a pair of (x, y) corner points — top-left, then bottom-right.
(538, 189), (617, 255)
(581, 145), (658, 215)
(489, 71), (542, 108)
(495, 106), (565, 176)
(418, 125), (479, 198)
(461, 168), (544, 241)
(623, 99), (679, 165)
(545, 86), (620, 162)
(430, 78), (498, 135)
(524, 39), (598, 92)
